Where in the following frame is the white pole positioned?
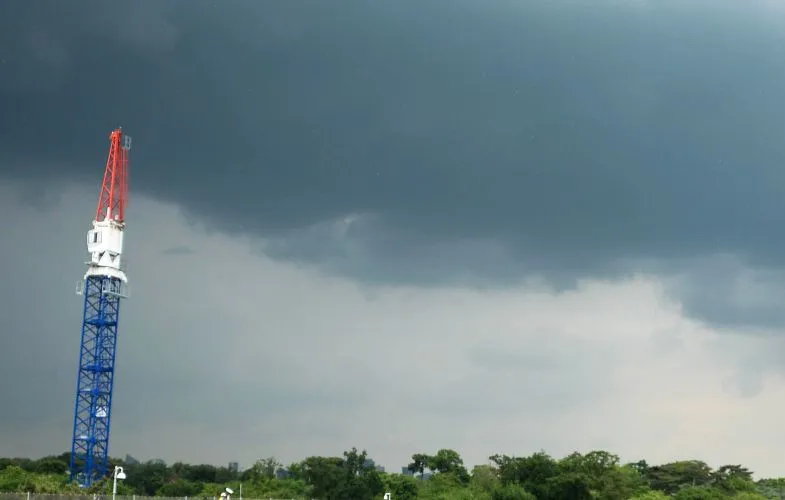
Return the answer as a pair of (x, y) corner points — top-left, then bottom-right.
(113, 466), (125, 500)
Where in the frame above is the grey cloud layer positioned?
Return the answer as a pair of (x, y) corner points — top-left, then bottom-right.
(3, 0), (785, 325)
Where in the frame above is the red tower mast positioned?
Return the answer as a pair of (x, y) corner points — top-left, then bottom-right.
(95, 128), (130, 223)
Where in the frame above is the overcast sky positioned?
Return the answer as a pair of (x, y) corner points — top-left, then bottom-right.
(4, 0), (785, 478)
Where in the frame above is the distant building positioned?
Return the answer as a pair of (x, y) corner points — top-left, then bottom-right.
(124, 455), (139, 465)
(149, 459), (166, 466)
(361, 458), (384, 474)
(276, 468), (292, 480)
(228, 462), (239, 474)
(401, 468), (430, 480)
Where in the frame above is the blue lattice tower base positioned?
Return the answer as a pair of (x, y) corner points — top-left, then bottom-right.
(69, 275), (125, 487)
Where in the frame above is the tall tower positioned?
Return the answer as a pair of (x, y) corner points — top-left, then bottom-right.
(69, 128), (131, 487)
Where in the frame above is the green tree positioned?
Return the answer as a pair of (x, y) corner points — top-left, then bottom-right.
(418, 472), (473, 500)
(630, 491), (670, 500)
(734, 493), (767, 500)
(243, 457), (281, 481)
(383, 473), (419, 500)
(293, 447), (383, 500)
(335, 447), (384, 500)
(673, 485), (726, 500)
(546, 471), (593, 500)
(122, 460), (170, 495)
(630, 460), (651, 477)
(646, 461), (714, 494)
(157, 479), (202, 497)
(471, 464), (501, 495)
(408, 453), (432, 480)
(296, 455), (344, 498)
(491, 482), (536, 500)
(711, 464), (756, 494)
(0, 466), (37, 492)
(558, 451), (648, 499)
(490, 451), (559, 499)
(31, 456), (69, 475)
(236, 475), (309, 499)
(429, 449), (470, 483)
(757, 477), (785, 499)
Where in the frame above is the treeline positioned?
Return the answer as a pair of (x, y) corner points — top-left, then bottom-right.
(2, 448), (785, 499)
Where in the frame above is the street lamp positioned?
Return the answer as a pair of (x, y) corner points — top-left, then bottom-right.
(112, 466), (126, 500)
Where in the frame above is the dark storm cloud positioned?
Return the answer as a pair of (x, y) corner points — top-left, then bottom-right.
(4, 0), (785, 323)
(650, 254), (785, 330)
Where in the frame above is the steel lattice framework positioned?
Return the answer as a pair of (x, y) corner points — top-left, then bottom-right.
(69, 128), (131, 487)
(69, 276), (124, 486)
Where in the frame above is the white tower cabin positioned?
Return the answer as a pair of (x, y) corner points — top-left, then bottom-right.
(85, 216), (127, 283)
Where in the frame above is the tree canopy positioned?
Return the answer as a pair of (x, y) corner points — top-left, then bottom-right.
(1, 448), (783, 500)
